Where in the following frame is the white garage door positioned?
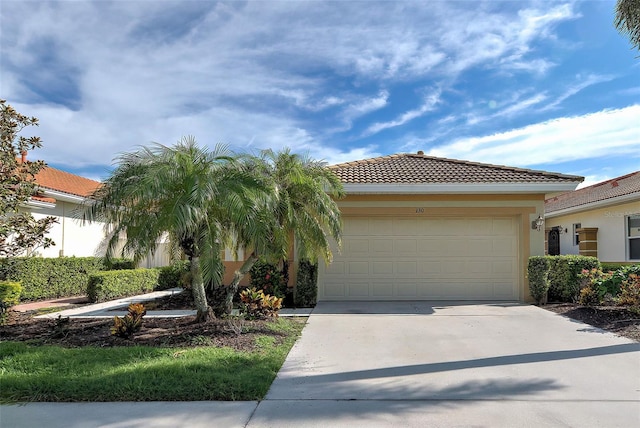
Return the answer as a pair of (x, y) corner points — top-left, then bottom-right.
(318, 216), (519, 301)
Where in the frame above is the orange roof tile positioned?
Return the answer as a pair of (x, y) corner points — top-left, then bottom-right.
(329, 153), (583, 184)
(545, 171), (640, 213)
(34, 167), (101, 198)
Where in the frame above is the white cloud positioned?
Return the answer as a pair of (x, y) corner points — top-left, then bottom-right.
(365, 89), (441, 136)
(429, 105), (640, 166)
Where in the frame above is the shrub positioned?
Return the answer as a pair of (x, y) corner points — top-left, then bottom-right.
(157, 260), (190, 290)
(598, 264), (640, 297)
(111, 303), (146, 338)
(578, 268), (613, 306)
(239, 287), (282, 319)
(103, 258), (136, 270)
(527, 256), (550, 305)
(249, 259), (286, 298)
(0, 257), (116, 301)
(0, 281), (21, 324)
(87, 269), (160, 303)
(546, 255), (600, 302)
(295, 259), (318, 307)
(618, 274), (640, 308)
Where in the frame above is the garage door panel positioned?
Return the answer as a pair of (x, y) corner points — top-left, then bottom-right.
(319, 216), (519, 301)
(348, 261), (370, 275)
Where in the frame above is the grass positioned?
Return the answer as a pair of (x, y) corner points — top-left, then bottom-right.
(0, 318), (304, 403)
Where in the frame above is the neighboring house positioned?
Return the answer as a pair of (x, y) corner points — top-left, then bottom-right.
(544, 171), (640, 263)
(26, 166), (105, 258)
(317, 152), (582, 303)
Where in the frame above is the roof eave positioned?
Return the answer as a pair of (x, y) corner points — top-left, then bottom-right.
(342, 182), (582, 195)
(545, 191), (640, 218)
(41, 188), (87, 204)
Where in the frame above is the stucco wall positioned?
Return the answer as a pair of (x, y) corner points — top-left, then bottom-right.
(546, 200), (640, 262)
(28, 201), (107, 258)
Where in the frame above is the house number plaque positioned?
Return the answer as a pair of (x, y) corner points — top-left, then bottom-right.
(415, 208), (425, 214)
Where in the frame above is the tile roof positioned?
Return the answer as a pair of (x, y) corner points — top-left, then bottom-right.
(34, 167), (101, 198)
(329, 153), (583, 184)
(545, 171), (640, 213)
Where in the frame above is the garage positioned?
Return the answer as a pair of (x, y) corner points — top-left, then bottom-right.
(318, 216), (519, 301)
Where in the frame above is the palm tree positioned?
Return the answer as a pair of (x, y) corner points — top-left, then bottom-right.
(250, 148), (345, 294)
(83, 137), (267, 322)
(615, 0), (640, 52)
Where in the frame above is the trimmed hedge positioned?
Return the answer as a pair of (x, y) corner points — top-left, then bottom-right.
(87, 269), (161, 303)
(295, 260), (318, 307)
(546, 255), (600, 302)
(527, 255), (600, 303)
(527, 256), (550, 305)
(157, 261), (190, 290)
(0, 257), (135, 301)
(0, 281), (22, 323)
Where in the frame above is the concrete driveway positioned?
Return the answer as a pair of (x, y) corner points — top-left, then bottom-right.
(252, 301), (640, 427)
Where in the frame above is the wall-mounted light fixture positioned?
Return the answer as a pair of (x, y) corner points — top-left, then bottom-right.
(554, 226), (567, 235)
(532, 215), (544, 231)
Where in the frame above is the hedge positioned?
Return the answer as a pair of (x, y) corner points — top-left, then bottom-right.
(546, 255), (600, 302)
(0, 281), (21, 323)
(295, 260), (318, 307)
(0, 257), (135, 301)
(157, 261), (190, 290)
(527, 256), (550, 305)
(87, 269), (161, 303)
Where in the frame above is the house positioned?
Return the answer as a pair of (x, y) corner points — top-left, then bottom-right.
(544, 171), (640, 263)
(317, 152), (582, 302)
(26, 166), (105, 258)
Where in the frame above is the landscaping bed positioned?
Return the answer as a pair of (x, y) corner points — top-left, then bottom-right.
(543, 303), (640, 342)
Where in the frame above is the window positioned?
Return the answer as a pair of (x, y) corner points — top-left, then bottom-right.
(627, 215), (640, 260)
(573, 223), (581, 246)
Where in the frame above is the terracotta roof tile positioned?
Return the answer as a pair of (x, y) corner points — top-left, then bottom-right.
(329, 153), (583, 184)
(34, 167), (101, 198)
(545, 171), (640, 213)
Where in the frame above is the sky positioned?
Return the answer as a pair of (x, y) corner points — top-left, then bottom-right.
(1, 0), (638, 188)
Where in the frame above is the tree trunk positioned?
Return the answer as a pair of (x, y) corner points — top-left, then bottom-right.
(280, 258), (289, 289)
(190, 255), (215, 322)
(225, 252), (260, 314)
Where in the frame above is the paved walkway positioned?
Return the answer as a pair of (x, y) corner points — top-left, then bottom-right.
(2, 301), (639, 427)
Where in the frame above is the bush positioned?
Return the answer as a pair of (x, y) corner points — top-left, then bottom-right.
(239, 287), (282, 319)
(0, 281), (21, 324)
(103, 258), (136, 270)
(618, 274), (640, 309)
(527, 256), (550, 305)
(578, 268), (613, 306)
(546, 255), (600, 302)
(0, 257), (106, 301)
(157, 260), (190, 290)
(249, 259), (287, 298)
(598, 264), (640, 297)
(87, 269), (160, 303)
(111, 303), (146, 339)
(295, 260), (318, 307)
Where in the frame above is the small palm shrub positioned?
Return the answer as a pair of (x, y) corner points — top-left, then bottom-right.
(239, 287), (282, 319)
(111, 303), (147, 338)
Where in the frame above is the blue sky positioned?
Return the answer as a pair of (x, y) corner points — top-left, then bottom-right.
(1, 0), (638, 187)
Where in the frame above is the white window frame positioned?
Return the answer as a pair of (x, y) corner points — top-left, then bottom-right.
(626, 215), (640, 261)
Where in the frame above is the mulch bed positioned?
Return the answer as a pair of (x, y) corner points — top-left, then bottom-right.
(0, 291), (303, 351)
(543, 303), (640, 342)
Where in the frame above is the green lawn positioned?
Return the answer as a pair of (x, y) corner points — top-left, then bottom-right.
(0, 318), (304, 403)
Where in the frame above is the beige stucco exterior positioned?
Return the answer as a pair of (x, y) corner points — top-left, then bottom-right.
(318, 194), (546, 302)
(546, 199), (640, 262)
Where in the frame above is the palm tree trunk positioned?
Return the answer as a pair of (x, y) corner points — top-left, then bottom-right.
(191, 255), (215, 322)
(225, 252), (260, 314)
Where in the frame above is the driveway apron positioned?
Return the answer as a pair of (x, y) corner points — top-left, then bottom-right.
(253, 301), (640, 427)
